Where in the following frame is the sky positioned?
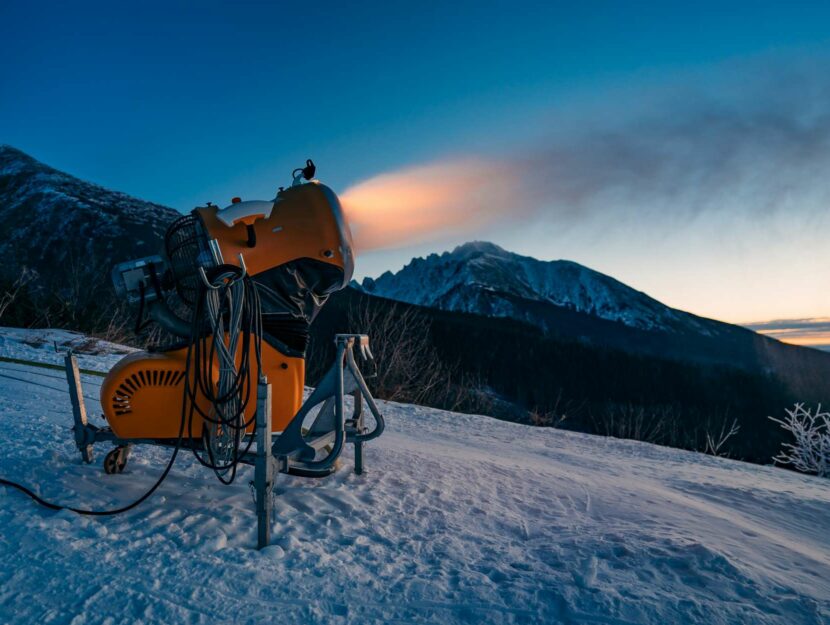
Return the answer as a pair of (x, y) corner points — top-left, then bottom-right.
(2, 1), (830, 343)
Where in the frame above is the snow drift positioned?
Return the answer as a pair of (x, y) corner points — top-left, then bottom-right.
(0, 327), (828, 624)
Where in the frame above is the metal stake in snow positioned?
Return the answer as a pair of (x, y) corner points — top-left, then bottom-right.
(254, 378), (274, 549)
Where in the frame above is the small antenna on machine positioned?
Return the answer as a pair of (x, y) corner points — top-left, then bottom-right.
(291, 159), (316, 186)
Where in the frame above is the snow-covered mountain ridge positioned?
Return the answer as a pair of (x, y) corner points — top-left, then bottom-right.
(0, 327), (828, 624)
(0, 145), (179, 307)
(359, 241), (711, 335)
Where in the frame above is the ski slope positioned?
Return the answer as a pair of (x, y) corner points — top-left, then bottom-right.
(0, 328), (828, 625)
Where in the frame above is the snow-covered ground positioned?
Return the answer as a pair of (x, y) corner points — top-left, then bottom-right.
(0, 328), (828, 624)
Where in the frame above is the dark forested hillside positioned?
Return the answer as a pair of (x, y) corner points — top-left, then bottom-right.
(357, 241), (830, 402)
(310, 287), (807, 463)
(0, 145), (179, 329)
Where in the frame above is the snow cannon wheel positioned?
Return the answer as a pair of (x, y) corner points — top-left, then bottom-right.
(103, 446), (130, 474)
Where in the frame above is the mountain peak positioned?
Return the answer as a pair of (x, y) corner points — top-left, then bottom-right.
(450, 241), (509, 257)
(0, 144), (27, 157)
(0, 144), (42, 163)
(0, 145), (42, 171)
(359, 242), (706, 334)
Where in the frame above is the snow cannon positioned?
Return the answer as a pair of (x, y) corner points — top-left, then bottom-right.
(105, 175), (354, 438)
(64, 161), (384, 547)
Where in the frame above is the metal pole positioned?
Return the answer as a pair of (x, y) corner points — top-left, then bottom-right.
(354, 440), (364, 475)
(64, 351), (93, 463)
(335, 339), (346, 438)
(352, 390), (364, 475)
(255, 378), (273, 550)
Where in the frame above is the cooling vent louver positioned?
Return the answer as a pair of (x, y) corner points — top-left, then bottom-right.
(111, 369), (186, 416)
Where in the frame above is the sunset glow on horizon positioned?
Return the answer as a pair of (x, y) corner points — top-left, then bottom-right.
(745, 318), (830, 352)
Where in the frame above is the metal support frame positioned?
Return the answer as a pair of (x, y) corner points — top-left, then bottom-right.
(270, 334), (385, 477)
(63, 333), (386, 550)
(64, 351), (126, 464)
(254, 378), (275, 549)
(350, 390), (365, 475)
(64, 351), (94, 463)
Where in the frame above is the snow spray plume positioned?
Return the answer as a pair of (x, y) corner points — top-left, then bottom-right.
(341, 59), (830, 252)
(340, 159), (522, 251)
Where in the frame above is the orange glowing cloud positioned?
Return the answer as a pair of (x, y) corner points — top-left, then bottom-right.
(341, 159), (519, 251)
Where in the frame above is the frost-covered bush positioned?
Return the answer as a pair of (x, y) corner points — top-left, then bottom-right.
(769, 404), (830, 478)
(0, 267), (36, 322)
(704, 417), (740, 457)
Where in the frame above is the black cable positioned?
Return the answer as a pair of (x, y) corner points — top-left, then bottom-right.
(0, 262), (264, 513)
(183, 268), (263, 485)
(0, 397), (186, 516)
(134, 282), (148, 335)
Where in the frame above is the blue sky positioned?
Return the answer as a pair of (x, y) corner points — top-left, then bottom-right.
(2, 1), (830, 326)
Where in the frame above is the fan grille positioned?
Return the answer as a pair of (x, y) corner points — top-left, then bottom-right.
(111, 369), (186, 416)
(165, 214), (209, 308)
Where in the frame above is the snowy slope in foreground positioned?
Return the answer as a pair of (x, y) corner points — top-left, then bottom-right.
(0, 329), (828, 625)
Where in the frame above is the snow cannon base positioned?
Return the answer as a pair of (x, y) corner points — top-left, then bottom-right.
(65, 333), (384, 549)
(57, 163), (385, 548)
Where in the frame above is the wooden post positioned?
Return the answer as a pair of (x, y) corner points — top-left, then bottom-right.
(255, 378), (273, 549)
(64, 351), (93, 463)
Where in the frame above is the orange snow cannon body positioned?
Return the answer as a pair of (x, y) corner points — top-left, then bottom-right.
(102, 180), (354, 440)
(64, 161), (384, 548)
(101, 342), (304, 439)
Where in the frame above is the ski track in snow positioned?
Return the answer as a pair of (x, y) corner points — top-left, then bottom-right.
(0, 328), (828, 624)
